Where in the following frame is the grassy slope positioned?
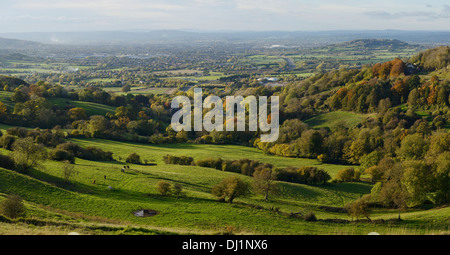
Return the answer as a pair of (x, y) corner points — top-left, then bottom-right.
(0, 91), (14, 110)
(0, 139), (448, 235)
(304, 111), (373, 129)
(71, 139), (350, 177)
(47, 98), (116, 116)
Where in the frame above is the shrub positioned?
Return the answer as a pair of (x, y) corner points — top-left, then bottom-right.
(0, 194), (26, 219)
(276, 166), (331, 185)
(335, 168), (360, 182)
(7, 127), (65, 147)
(11, 137), (47, 172)
(48, 149), (75, 164)
(86, 146), (114, 161)
(196, 158), (223, 170)
(126, 153), (141, 164)
(6, 127), (28, 138)
(163, 154), (193, 165)
(156, 180), (171, 196)
(365, 166), (384, 182)
(344, 195), (372, 221)
(0, 154), (15, 170)
(297, 166), (331, 185)
(302, 211), (317, 222)
(172, 183), (185, 197)
(317, 154), (330, 163)
(212, 176), (250, 203)
(56, 142), (83, 156)
(221, 161), (241, 173)
(0, 135), (16, 150)
(57, 142), (114, 161)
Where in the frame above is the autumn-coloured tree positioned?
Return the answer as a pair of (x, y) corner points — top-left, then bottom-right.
(372, 63), (381, 77)
(391, 79), (409, 102)
(389, 58), (405, 77)
(68, 107), (87, 120)
(0, 102), (7, 120)
(378, 61), (392, 79)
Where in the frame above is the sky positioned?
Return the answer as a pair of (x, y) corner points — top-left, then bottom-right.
(0, 0), (449, 33)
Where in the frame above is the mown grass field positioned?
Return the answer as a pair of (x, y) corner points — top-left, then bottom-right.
(0, 138), (448, 235)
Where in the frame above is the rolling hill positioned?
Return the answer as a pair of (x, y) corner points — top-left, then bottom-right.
(0, 37), (44, 50)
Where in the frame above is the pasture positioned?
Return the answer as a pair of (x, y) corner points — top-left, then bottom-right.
(0, 139), (448, 235)
(304, 111), (373, 130)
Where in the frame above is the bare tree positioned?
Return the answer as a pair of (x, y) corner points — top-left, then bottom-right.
(253, 167), (278, 201)
(62, 160), (77, 184)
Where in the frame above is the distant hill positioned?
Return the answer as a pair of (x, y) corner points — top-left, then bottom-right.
(331, 39), (421, 50)
(1, 30), (449, 46)
(0, 37), (44, 50)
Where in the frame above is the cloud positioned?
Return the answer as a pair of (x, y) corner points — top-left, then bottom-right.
(234, 0), (301, 14)
(1, 0), (449, 32)
(364, 5), (450, 20)
(440, 5), (450, 18)
(14, 0), (185, 11)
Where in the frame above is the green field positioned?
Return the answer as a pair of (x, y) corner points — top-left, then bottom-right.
(0, 91), (14, 109)
(166, 71), (227, 82)
(103, 86), (176, 95)
(240, 55), (286, 69)
(47, 98), (116, 116)
(0, 139), (448, 235)
(305, 111), (373, 129)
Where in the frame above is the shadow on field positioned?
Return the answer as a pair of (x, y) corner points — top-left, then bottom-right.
(28, 167), (105, 195)
(321, 182), (373, 195)
(152, 175), (212, 194)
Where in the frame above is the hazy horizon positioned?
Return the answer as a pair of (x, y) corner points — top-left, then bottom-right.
(1, 0), (449, 33)
(2, 28), (450, 34)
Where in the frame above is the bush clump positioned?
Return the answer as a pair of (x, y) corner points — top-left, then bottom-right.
(163, 154), (194, 165)
(0, 154), (15, 170)
(212, 176), (250, 203)
(126, 153), (141, 164)
(302, 211), (317, 222)
(48, 149), (75, 164)
(0, 194), (26, 219)
(56, 142), (113, 161)
(0, 135), (16, 150)
(276, 166), (331, 185)
(156, 181), (185, 197)
(334, 167), (361, 182)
